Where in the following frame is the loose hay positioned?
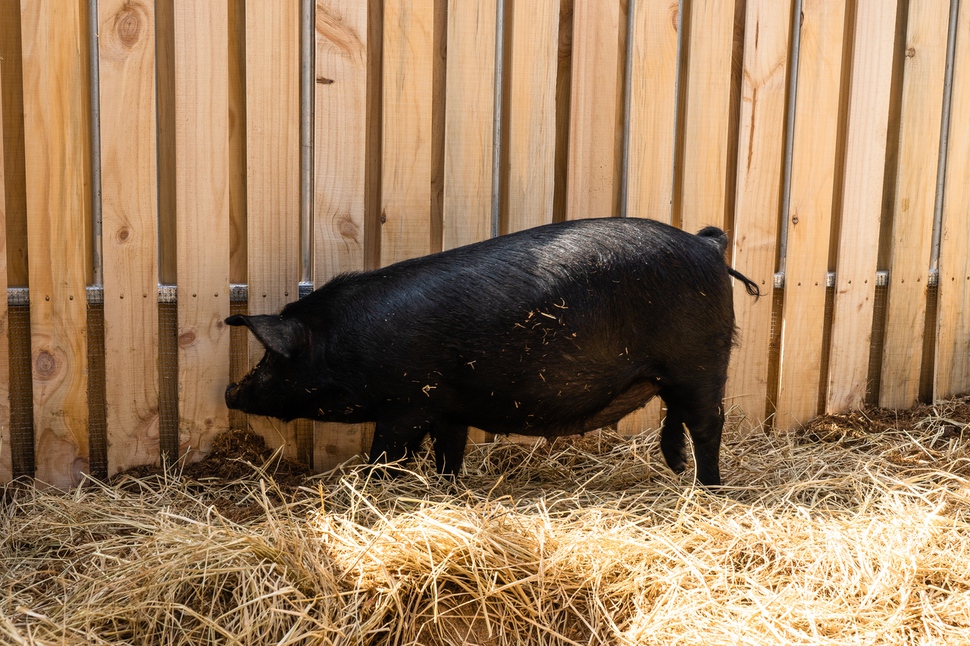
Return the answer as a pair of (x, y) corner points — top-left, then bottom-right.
(2, 397), (970, 645)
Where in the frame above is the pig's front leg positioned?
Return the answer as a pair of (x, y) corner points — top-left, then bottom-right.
(368, 419), (430, 476)
(430, 422), (470, 477)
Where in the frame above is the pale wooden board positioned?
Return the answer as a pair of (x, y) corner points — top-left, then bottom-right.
(443, 0), (498, 448)
(443, 0), (497, 250)
(505, 0), (560, 233)
(935, 6), (970, 400)
(625, 0), (679, 221)
(21, 0), (92, 488)
(825, 0), (898, 414)
(564, 0), (622, 220)
(879, 0), (950, 408)
(97, 0), (161, 474)
(314, 0), (373, 470)
(314, 0), (370, 279)
(0, 62), (9, 482)
(380, 0), (435, 266)
(245, 1), (302, 459)
(679, 0), (736, 233)
(775, 0), (848, 430)
(724, 0), (792, 428)
(174, 2), (231, 458)
(618, 0), (681, 435)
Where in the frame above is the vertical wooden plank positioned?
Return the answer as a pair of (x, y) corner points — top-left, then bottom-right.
(443, 0), (496, 449)
(626, 0), (679, 221)
(505, 0), (560, 233)
(314, 0), (372, 470)
(98, 0), (160, 474)
(775, 0), (848, 429)
(174, 3), (230, 457)
(21, 0), (92, 488)
(0, 64), (10, 482)
(825, 0), (898, 413)
(315, 0), (369, 278)
(443, 0), (497, 249)
(246, 0), (302, 458)
(724, 0), (792, 427)
(880, 0), (950, 408)
(381, 0), (435, 266)
(679, 0), (737, 233)
(936, 5), (970, 400)
(617, 0), (680, 438)
(564, 0), (622, 220)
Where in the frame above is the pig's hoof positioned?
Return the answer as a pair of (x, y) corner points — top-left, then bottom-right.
(660, 443), (689, 474)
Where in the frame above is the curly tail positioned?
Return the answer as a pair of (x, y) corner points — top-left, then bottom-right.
(729, 268), (761, 300)
(696, 226), (762, 301)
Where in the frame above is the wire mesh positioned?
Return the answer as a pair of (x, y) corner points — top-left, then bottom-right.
(8, 303), (34, 479)
(86, 302), (107, 480)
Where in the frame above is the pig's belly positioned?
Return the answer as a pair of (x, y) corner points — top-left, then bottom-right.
(471, 379), (661, 437)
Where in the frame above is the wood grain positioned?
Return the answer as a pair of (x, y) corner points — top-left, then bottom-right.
(775, 0), (848, 429)
(825, 0), (898, 413)
(505, 0), (560, 233)
(625, 0), (679, 221)
(314, 0), (373, 470)
(315, 0), (369, 278)
(679, 0), (737, 233)
(97, 0), (161, 474)
(443, 0), (497, 249)
(381, 0), (435, 266)
(564, 0), (622, 220)
(935, 5), (970, 399)
(245, 0), (302, 458)
(617, 0), (681, 437)
(173, 2), (231, 458)
(442, 0), (498, 448)
(880, 0), (950, 408)
(724, 0), (792, 427)
(0, 61), (9, 482)
(21, 0), (92, 489)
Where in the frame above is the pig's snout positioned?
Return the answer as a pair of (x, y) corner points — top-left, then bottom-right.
(225, 381), (243, 409)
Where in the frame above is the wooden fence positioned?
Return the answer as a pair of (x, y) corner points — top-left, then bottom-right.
(0, 0), (968, 489)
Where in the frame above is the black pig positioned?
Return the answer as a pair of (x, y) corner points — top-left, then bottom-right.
(225, 218), (759, 486)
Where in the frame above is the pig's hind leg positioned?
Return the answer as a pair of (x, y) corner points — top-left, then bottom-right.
(658, 379), (726, 487)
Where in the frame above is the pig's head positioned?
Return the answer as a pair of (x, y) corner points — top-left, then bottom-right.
(224, 314), (337, 422)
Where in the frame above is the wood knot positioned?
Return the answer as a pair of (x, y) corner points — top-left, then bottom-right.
(337, 214), (361, 242)
(116, 5), (143, 48)
(117, 227), (131, 242)
(35, 350), (57, 380)
(178, 330), (197, 348)
(906, 47), (916, 58)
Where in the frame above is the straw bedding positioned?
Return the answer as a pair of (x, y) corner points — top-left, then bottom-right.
(2, 397), (970, 645)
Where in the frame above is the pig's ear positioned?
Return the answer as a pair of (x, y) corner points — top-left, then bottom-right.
(225, 315), (308, 359)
